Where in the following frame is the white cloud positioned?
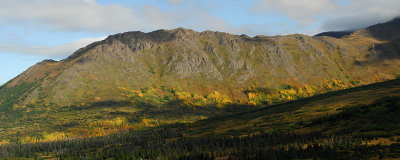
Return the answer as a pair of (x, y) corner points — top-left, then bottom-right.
(0, 0), (263, 57)
(253, 0), (400, 31)
(0, 36), (106, 58)
(168, 0), (184, 5)
(253, 0), (338, 25)
(0, 0), (138, 32)
(0, 0), (252, 34)
(321, 0), (400, 30)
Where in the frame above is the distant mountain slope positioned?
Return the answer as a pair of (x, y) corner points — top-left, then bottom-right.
(314, 31), (353, 38)
(362, 17), (400, 40)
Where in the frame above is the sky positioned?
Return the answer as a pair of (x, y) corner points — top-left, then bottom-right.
(1, 0), (400, 85)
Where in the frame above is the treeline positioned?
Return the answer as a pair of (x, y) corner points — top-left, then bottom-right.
(1, 127), (399, 160)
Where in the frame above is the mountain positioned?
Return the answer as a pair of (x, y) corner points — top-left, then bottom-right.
(1, 19), (400, 143)
(314, 31), (354, 38)
(3, 21), (400, 106)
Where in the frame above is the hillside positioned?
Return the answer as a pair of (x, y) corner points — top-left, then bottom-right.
(1, 78), (400, 159)
(0, 18), (400, 144)
(183, 79), (400, 137)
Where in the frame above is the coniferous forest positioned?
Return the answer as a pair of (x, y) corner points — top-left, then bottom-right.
(1, 128), (400, 160)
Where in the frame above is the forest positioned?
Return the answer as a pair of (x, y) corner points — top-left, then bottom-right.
(1, 127), (400, 160)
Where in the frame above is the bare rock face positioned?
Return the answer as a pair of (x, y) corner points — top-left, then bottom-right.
(4, 19), (400, 106)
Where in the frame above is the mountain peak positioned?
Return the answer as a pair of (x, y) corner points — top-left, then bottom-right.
(392, 17), (400, 23)
(102, 27), (201, 45)
(360, 17), (400, 41)
(314, 31), (354, 38)
(168, 27), (196, 34)
(38, 59), (58, 64)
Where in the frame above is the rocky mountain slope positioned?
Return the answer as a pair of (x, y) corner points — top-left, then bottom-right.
(2, 18), (400, 108)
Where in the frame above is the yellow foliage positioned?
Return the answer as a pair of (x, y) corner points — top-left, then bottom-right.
(244, 84), (320, 105)
(191, 94), (206, 105)
(43, 132), (67, 142)
(302, 84), (316, 96)
(130, 90), (144, 97)
(75, 102), (88, 107)
(297, 88), (306, 97)
(209, 91), (221, 98)
(247, 101), (257, 106)
(323, 79), (347, 90)
(247, 92), (257, 99)
(286, 89), (297, 95)
(221, 98), (232, 104)
(118, 87), (127, 91)
(22, 136), (39, 144)
(12, 104), (26, 111)
(175, 91), (191, 100)
(0, 140), (8, 145)
(102, 117), (126, 126)
(278, 89), (298, 101)
(206, 91), (232, 105)
(332, 79), (346, 88)
(142, 118), (155, 127)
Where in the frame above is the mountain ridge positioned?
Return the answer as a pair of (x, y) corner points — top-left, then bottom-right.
(3, 19), (400, 106)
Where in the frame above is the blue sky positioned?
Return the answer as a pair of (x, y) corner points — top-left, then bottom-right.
(1, 0), (399, 85)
